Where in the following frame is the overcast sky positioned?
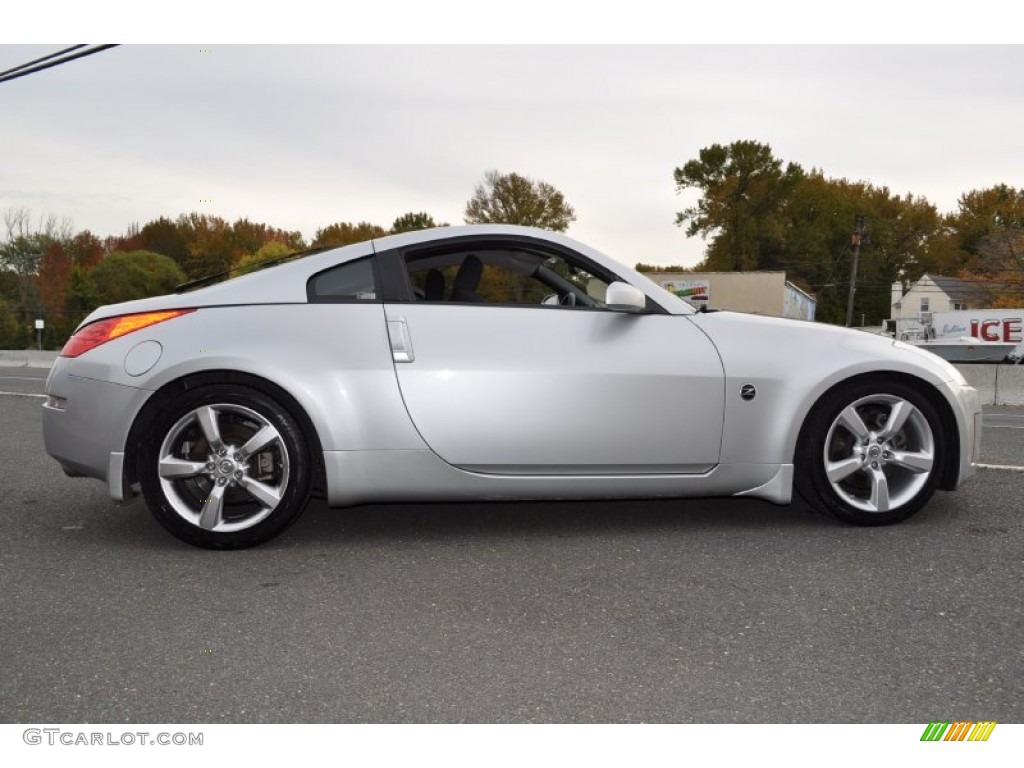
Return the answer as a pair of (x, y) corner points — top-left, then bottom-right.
(2, 44), (1022, 267)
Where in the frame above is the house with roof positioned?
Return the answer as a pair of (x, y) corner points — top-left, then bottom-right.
(887, 274), (1024, 352)
(890, 274), (987, 320)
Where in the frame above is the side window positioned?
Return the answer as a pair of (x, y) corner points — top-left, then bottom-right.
(403, 245), (615, 310)
(307, 257), (378, 302)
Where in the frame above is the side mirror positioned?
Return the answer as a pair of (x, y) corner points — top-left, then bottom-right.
(605, 281), (646, 312)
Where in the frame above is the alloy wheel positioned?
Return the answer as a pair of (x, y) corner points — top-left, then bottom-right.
(156, 403), (291, 532)
(823, 394), (935, 513)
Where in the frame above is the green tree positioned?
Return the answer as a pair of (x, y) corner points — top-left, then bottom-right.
(391, 212), (444, 234)
(775, 173), (939, 324)
(673, 142), (950, 324)
(312, 221), (387, 248)
(176, 214), (237, 278)
(464, 170), (576, 231)
(928, 185), (1024, 273)
(0, 268), (18, 301)
(1, 208), (72, 332)
(87, 251), (186, 306)
(635, 263), (695, 273)
(0, 297), (26, 348)
(139, 216), (189, 267)
(233, 241), (296, 276)
(674, 141), (804, 271)
(64, 264), (100, 327)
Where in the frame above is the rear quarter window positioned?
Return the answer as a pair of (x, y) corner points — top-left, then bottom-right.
(307, 257), (379, 302)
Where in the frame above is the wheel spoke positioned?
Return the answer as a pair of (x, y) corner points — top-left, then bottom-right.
(158, 457), (208, 479)
(868, 467), (890, 512)
(239, 476), (282, 510)
(238, 424), (280, 458)
(198, 482), (227, 530)
(838, 405), (870, 441)
(879, 400), (914, 441)
(826, 456), (864, 483)
(196, 406), (224, 452)
(888, 449), (934, 474)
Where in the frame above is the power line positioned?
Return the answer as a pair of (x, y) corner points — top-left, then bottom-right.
(0, 45), (119, 85)
(0, 45), (86, 79)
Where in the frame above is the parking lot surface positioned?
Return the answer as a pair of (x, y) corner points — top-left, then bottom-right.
(1, 367), (1021, 723)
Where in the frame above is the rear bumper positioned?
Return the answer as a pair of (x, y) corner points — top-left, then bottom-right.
(42, 358), (152, 501)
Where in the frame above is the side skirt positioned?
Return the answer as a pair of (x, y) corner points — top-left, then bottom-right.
(323, 450), (793, 507)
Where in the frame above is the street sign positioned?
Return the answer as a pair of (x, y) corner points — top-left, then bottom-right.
(35, 319), (44, 330)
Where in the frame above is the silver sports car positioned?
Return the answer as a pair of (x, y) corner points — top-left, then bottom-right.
(43, 225), (982, 548)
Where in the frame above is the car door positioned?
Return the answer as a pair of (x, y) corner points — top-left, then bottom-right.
(380, 237), (725, 474)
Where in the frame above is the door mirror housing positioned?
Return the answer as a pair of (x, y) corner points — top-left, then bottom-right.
(605, 281), (646, 312)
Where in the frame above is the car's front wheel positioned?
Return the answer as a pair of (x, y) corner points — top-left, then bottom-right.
(795, 379), (945, 525)
(138, 385), (312, 548)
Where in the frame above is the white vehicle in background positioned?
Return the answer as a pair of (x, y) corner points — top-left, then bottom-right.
(888, 309), (1024, 363)
(1008, 339), (1024, 364)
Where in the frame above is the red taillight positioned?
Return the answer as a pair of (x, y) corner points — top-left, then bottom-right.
(61, 309), (196, 358)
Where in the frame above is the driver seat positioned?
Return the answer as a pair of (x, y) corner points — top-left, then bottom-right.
(451, 255), (485, 302)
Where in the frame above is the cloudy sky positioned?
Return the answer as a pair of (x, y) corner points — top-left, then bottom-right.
(2, 43), (1022, 267)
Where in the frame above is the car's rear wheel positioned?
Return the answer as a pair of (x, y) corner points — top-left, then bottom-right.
(139, 385), (312, 548)
(795, 379), (944, 525)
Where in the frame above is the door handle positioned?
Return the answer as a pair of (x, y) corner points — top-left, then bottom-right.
(386, 315), (415, 363)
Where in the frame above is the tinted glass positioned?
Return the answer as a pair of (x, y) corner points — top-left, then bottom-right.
(308, 258), (377, 301)
(404, 246), (612, 309)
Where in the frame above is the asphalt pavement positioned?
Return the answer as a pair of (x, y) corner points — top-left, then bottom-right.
(1, 366), (1021, 723)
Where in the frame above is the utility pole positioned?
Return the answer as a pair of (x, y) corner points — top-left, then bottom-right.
(845, 215), (867, 327)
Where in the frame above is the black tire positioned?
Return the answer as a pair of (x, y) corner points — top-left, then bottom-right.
(138, 384), (312, 548)
(795, 378), (945, 526)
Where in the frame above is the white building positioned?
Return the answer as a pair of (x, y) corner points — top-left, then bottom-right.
(651, 271), (816, 321)
(890, 274), (985, 320)
(887, 273), (1024, 349)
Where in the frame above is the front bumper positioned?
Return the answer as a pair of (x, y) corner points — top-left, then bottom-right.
(944, 379), (981, 487)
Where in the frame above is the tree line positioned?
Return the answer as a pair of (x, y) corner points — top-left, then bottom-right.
(658, 140), (1024, 325)
(0, 171), (574, 349)
(3, 151), (1023, 348)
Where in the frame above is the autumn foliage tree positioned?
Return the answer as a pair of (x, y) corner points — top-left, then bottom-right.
(675, 141), (804, 271)
(464, 171), (576, 232)
(66, 230), (104, 270)
(391, 212), (444, 234)
(674, 141), (947, 324)
(312, 222), (387, 248)
(933, 185), (1024, 307)
(36, 242), (74, 345)
(138, 217), (189, 267)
